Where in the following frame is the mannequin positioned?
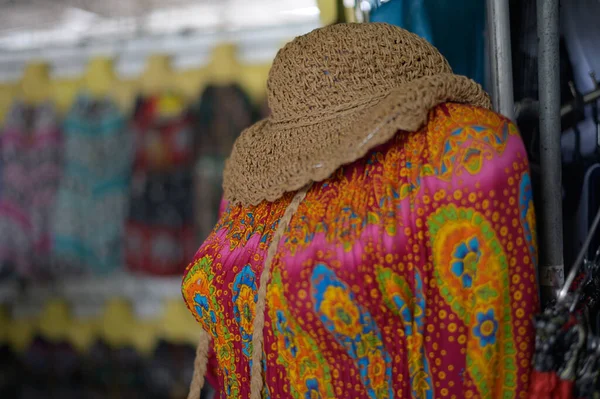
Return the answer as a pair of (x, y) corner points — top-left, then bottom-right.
(182, 24), (538, 399)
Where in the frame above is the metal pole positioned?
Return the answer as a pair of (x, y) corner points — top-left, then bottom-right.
(537, 0), (564, 302)
(486, 0), (515, 120)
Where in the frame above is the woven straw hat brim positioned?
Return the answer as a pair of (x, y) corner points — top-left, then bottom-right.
(223, 73), (491, 206)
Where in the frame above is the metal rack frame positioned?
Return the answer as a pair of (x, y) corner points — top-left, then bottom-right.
(487, 0), (563, 302)
(361, 0), (564, 303)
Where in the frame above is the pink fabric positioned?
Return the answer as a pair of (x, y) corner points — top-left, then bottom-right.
(183, 103), (539, 398)
(0, 102), (62, 277)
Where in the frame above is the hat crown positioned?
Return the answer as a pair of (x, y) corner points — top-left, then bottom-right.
(267, 23), (452, 122)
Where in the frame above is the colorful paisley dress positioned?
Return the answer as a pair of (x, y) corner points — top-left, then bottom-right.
(182, 103), (539, 398)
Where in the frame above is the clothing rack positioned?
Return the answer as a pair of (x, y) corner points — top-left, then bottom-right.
(358, 0), (564, 304)
(485, 0), (563, 303)
(0, 21), (319, 82)
(535, 0), (564, 302)
(486, 0), (515, 121)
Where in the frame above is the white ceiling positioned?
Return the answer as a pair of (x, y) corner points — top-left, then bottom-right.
(0, 0), (321, 50)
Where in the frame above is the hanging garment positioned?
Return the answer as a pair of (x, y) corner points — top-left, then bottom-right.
(528, 200), (600, 399)
(0, 100), (61, 279)
(195, 84), (257, 158)
(51, 94), (132, 275)
(132, 94), (195, 172)
(126, 170), (196, 276)
(369, 0), (485, 85)
(529, 304), (600, 398)
(193, 84), (257, 241)
(126, 95), (196, 276)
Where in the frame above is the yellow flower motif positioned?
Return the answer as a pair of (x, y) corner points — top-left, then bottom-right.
(235, 285), (256, 333)
(367, 353), (387, 389)
(195, 269), (212, 296)
(320, 286), (362, 337)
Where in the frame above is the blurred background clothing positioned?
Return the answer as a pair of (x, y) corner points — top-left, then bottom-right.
(0, 1), (323, 397)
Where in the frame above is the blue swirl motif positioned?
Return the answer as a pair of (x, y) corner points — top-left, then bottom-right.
(473, 309), (499, 347)
(379, 268), (434, 399)
(519, 172), (537, 267)
(232, 265), (258, 359)
(311, 264), (394, 399)
(406, 272), (433, 399)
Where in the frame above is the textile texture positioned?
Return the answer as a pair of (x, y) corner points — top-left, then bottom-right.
(126, 95), (196, 276)
(0, 101), (62, 278)
(182, 103), (539, 398)
(52, 95), (132, 275)
(223, 23), (490, 206)
(194, 84), (257, 241)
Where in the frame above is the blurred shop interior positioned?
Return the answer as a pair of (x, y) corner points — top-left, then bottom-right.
(0, 1), (325, 397)
(0, 0), (599, 397)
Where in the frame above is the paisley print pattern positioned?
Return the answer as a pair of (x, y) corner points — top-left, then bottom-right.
(519, 172), (538, 268)
(182, 103), (539, 398)
(183, 255), (241, 398)
(312, 264), (394, 399)
(232, 265), (257, 359)
(267, 268), (335, 399)
(377, 268), (433, 399)
(427, 204), (516, 398)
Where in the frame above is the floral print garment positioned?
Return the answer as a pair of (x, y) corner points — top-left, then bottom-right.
(182, 103), (539, 399)
(0, 101), (62, 278)
(52, 95), (132, 275)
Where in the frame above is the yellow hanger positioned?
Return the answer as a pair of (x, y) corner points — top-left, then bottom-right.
(229, 41), (272, 103)
(38, 299), (71, 342)
(317, 0), (338, 25)
(141, 54), (186, 117)
(67, 318), (98, 352)
(141, 54), (174, 95)
(6, 317), (36, 352)
(206, 42), (272, 104)
(159, 299), (202, 344)
(0, 83), (17, 124)
(101, 298), (136, 348)
(19, 62), (53, 105)
(81, 56), (137, 110)
(83, 57), (117, 97)
(208, 43), (239, 85)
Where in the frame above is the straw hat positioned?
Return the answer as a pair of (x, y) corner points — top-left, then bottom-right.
(223, 23), (491, 206)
